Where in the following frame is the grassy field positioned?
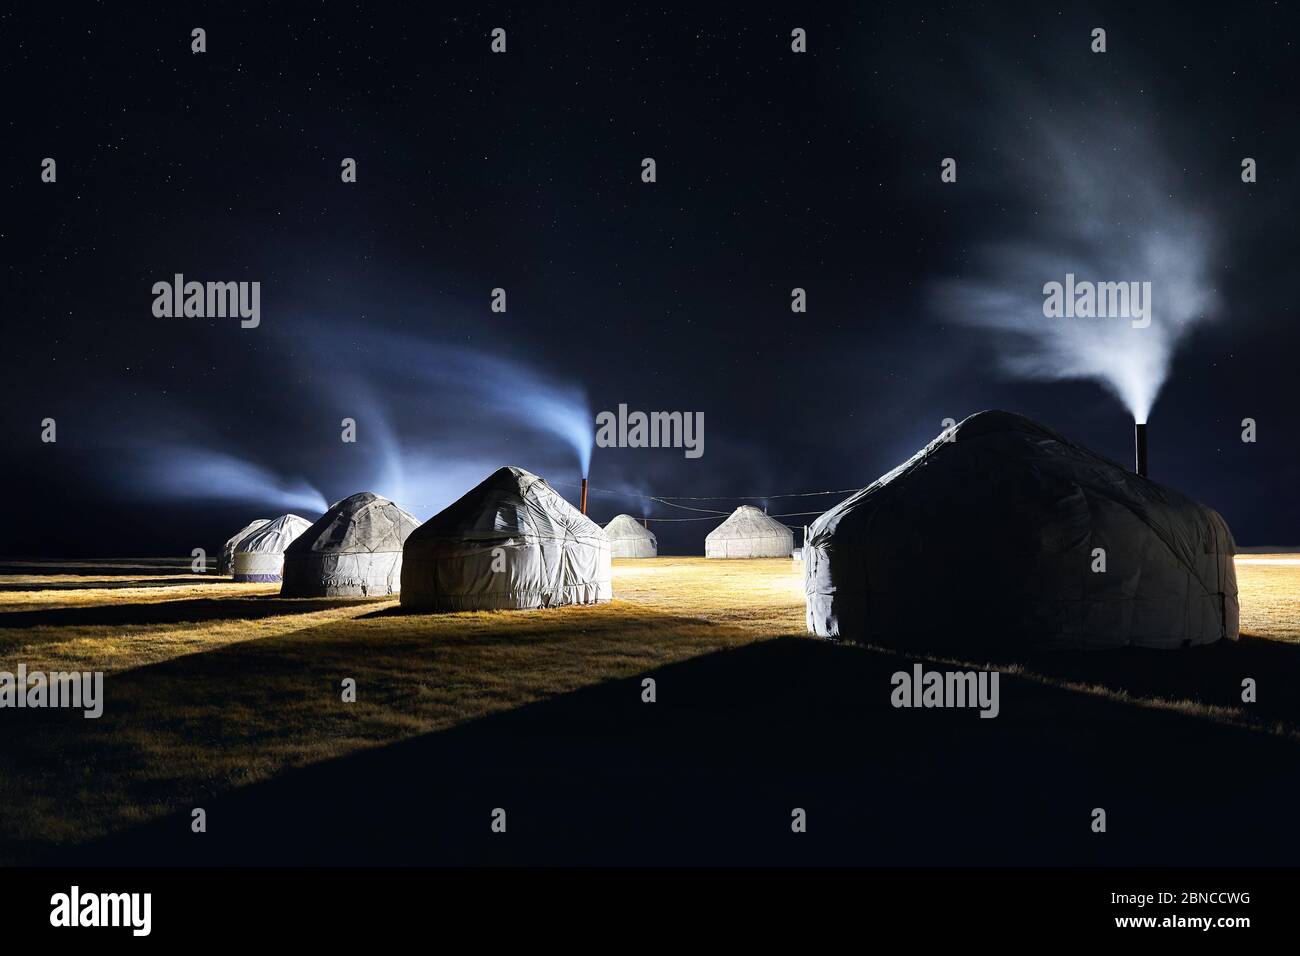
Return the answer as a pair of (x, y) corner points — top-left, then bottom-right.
(0, 554), (1297, 865)
(1233, 555), (1300, 640)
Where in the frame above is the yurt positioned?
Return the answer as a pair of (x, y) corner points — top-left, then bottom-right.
(400, 466), (612, 611)
(232, 513), (312, 583)
(219, 518), (270, 575)
(705, 505), (794, 558)
(604, 514), (658, 558)
(280, 492), (421, 597)
(804, 410), (1239, 652)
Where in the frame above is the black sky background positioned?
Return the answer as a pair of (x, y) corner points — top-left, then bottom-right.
(3, 0), (1297, 556)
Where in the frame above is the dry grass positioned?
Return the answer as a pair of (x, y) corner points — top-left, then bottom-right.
(0, 579), (251, 608)
(0, 554), (1295, 863)
(0, 558), (800, 862)
(1235, 556), (1300, 641)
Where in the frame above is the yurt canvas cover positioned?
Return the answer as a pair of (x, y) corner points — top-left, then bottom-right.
(401, 466), (612, 611)
(804, 411), (1239, 652)
(219, 518), (270, 575)
(281, 492), (421, 597)
(232, 513), (312, 582)
(604, 514), (658, 558)
(705, 505), (794, 558)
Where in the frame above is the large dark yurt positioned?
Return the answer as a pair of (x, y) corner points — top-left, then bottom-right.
(804, 411), (1239, 652)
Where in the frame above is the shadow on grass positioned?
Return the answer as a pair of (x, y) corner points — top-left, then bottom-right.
(59, 631), (1300, 868)
(0, 596), (388, 629)
(1009, 633), (1298, 725)
(357, 603), (443, 619)
(0, 578), (228, 593)
(355, 602), (627, 620)
(0, 560), (200, 577)
(0, 601), (752, 864)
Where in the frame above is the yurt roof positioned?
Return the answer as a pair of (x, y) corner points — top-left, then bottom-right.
(604, 513), (656, 542)
(406, 466), (605, 545)
(706, 504), (791, 540)
(286, 492), (420, 555)
(809, 409), (1235, 581)
(236, 513), (313, 553)
(224, 518), (270, 549)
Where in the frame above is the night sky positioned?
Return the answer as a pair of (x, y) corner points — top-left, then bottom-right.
(4, 1), (1297, 556)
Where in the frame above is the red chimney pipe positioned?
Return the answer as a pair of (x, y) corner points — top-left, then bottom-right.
(580, 477), (588, 515)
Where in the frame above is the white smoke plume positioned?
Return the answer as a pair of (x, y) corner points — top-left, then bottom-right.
(932, 120), (1222, 423)
(126, 445), (329, 514)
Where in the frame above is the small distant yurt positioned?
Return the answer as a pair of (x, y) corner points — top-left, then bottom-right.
(401, 466), (612, 611)
(804, 410), (1239, 652)
(219, 518), (270, 575)
(280, 492), (421, 597)
(232, 513), (312, 582)
(705, 505), (794, 558)
(604, 514), (658, 558)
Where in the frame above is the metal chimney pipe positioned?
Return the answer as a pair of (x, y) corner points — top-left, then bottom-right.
(1134, 423), (1148, 478)
(580, 477), (588, 515)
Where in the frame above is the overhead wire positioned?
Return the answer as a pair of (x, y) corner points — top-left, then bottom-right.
(549, 480), (856, 524)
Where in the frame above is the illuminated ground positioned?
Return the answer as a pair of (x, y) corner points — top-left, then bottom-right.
(0, 555), (1297, 865)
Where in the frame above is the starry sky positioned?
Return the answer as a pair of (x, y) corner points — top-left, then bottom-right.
(3, 0), (1297, 555)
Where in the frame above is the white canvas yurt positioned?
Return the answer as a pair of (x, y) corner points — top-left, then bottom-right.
(804, 411), (1239, 652)
(705, 505), (794, 558)
(401, 466), (611, 611)
(219, 518), (270, 575)
(280, 492), (421, 597)
(232, 513), (312, 582)
(604, 514), (658, 558)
